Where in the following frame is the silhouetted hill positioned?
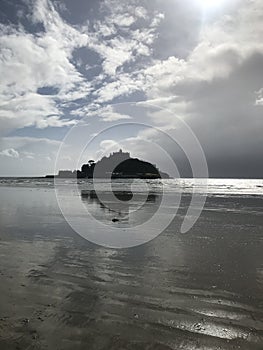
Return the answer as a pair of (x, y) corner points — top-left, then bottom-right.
(54, 149), (170, 179)
(112, 158), (160, 178)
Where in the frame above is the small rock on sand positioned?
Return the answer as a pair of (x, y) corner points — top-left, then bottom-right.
(112, 218), (119, 222)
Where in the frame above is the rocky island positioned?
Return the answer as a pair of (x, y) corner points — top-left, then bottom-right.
(50, 149), (170, 179)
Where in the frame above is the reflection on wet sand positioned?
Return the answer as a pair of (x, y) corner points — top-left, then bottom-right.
(81, 190), (161, 225)
(0, 186), (263, 349)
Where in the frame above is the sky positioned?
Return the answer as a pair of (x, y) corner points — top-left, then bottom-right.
(0, 0), (262, 177)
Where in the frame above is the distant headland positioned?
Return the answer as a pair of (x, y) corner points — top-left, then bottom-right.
(46, 149), (170, 179)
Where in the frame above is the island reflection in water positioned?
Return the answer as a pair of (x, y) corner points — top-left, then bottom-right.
(80, 190), (162, 227)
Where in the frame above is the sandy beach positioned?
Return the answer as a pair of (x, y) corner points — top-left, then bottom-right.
(0, 183), (263, 350)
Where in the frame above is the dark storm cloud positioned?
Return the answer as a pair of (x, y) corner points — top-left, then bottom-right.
(176, 52), (263, 178)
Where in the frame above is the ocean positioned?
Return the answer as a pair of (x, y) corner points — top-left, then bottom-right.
(0, 177), (263, 196)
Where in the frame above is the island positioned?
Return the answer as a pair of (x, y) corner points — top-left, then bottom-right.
(47, 149), (171, 179)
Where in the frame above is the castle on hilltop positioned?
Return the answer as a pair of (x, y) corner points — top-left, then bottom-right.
(101, 149), (130, 163)
(52, 149), (170, 179)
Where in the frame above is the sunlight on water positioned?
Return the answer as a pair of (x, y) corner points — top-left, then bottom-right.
(0, 177), (262, 196)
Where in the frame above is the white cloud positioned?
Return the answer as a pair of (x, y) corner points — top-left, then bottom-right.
(89, 1), (163, 77)
(96, 139), (121, 159)
(100, 139), (119, 150)
(0, 136), (62, 176)
(0, 136), (61, 159)
(95, 73), (145, 103)
(0, 148), (19, 158)
(144, 1), (263, 101)
(99, 105), (132, 122)
(71, 105), (132, 122)
(1, 136), (61, 148)
(0, 0), (91, 133)
(22, 151), (35, 159)
(0, 92), (70, 133)
(150, 12), (165, 27)
(0, 0), (165, 135)
(35, 115), (77, 128)
(93, 37), (135, 76)
(255, 88), (263, 106)
(134, 7), (148, 19)
(113, 14), (136, 27)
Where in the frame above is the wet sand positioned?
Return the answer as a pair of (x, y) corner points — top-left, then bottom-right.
(0, 186), (263, 349)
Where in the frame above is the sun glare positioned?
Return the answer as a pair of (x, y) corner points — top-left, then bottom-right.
(197, 0), (225, 10)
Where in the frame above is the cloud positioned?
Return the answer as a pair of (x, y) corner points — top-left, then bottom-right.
(0, 92), (76, 134)
(95, 74), (145, 103)
(255, 88), (263, 106)
(88, 0), (163, 78)
(96, 139), (121, 160)
(0, 148), (19, 158)
(1, 136), (61, 148)
(0, 0), (164, 136)
(71, 104), (132, 122)
(0, 136), (61, 160)
(0, 136), (62, 176)
(100, 139), (119, 151)
(0, 0), (90, 133)
(22, 151), (35, 160)
(99, 105), (132, 122)
(143, 0), (263, 100)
